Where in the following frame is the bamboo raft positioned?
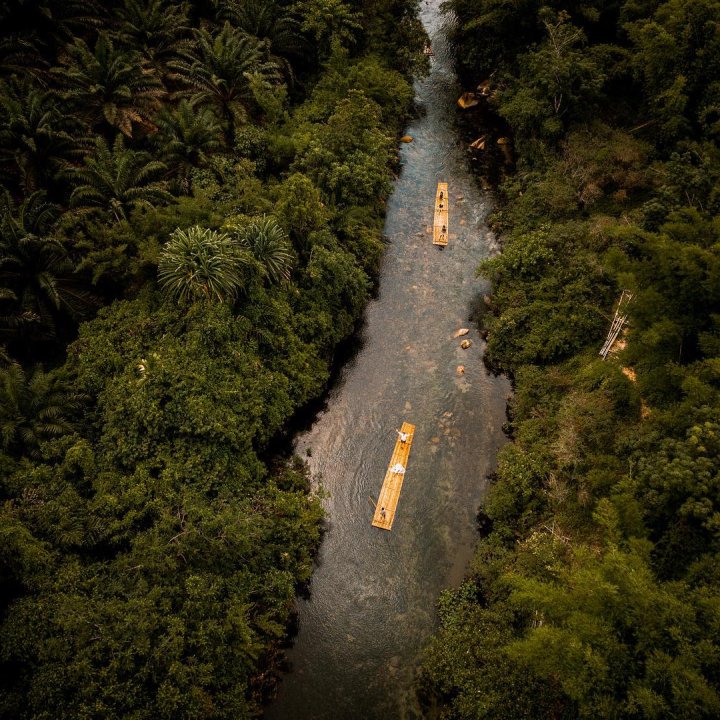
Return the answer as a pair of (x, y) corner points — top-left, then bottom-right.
(372, 422), (415, 531)
(433, 182), (449, 246)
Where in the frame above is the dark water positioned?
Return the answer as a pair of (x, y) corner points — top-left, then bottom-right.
(266, 2), (510, 718)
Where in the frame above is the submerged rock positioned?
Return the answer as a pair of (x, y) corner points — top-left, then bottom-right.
(457, 92), (480, 109)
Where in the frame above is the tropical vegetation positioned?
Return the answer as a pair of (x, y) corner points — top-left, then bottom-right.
(0, 0), (426, 717)
(420, 2), (720, 718)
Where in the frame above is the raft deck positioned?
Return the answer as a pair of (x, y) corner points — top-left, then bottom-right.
(433, 182), (449, 246)
(372, 422), (415, 531)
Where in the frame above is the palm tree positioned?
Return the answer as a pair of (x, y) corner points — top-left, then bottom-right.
(227, 215), (293, 284)
(0, 191), (95, 344)
(0, 80), (85, 193)
(158, 225), (249, 303)
(169, 22), (280, 137)
(0, 363), (85, 457)
(115, 0), (192, 74)
(0, 36), (49, 85)
(53, 32), (165, 137)
(0, 0), (103, 52)
(69, 135), (173, 222)
(153, 100), (224, 192)
(217, 0), (307, 81)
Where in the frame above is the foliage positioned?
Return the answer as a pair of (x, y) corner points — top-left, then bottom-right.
(0, 0), (425, 716)
(157, 225), (248, 303)
(420, 1), (720, 718)
(296, 89), (395, 206)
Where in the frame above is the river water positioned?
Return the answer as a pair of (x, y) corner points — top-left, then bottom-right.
(266, 2), (510, 718)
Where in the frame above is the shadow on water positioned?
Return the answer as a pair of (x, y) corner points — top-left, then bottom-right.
(265, 2), (511, 718)
(263, 320), (368, 463)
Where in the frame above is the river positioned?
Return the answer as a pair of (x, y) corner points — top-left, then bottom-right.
(266, 2), (510, 717)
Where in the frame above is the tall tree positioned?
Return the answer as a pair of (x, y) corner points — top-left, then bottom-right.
(53, 32), (164, 137)
(114, 0), (192, 74)
(169, 22), (280, 137)
(218, 0), (307, 81)
(0, 363), (84, 457)
(0, 81), (85, 194)
(0, 191), (93, 347)
(153, 100), (225, 192)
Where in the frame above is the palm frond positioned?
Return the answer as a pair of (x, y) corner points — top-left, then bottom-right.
(228, 214), (294, 284)
(158, 225), (249, 303)
(68, 136), (172, 218)
(168, 22), (280, 132)
(52, 32), (165, 137)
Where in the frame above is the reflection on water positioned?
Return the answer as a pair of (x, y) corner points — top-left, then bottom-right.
(266, 1), (510, 718)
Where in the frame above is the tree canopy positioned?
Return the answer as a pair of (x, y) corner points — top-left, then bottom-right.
(0, 0), (427, 716)
(420, 1), (720, 718)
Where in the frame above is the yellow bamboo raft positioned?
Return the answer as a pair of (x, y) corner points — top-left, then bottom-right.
(433, 182), (448, 246)
(372, 422), (415, 531)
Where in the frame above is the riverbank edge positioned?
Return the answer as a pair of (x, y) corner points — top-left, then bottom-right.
(0, 5), (432, 718)
(416, 3), (720, 718)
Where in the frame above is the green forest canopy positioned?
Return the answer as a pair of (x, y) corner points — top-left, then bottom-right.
(0, 0), (426, 717)
(420, 2), (720, 719)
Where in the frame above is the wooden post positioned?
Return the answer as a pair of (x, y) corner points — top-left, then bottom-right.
(600, 290), (634, 359)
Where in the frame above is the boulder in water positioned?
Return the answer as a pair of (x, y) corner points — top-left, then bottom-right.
(454, 328), (470, 337)
(461, 339), (472, 349)
(400, 135), (413, 143)
(457, 92), (480, 109)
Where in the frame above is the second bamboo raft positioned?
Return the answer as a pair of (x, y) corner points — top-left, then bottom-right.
(433, 182), (448, 246)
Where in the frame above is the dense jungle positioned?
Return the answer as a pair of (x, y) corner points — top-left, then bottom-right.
(3, 0), (720, 719)
(420, 1), (720, 719)
(0, 0), (426, 717)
